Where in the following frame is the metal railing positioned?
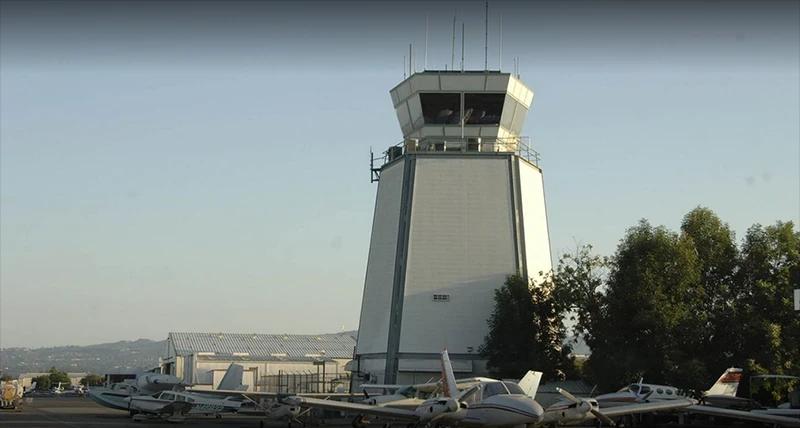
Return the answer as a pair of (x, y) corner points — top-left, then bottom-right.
(371, 136), (540, 182)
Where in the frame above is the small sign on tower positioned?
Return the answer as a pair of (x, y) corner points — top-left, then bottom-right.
(794, 289), (799, 311)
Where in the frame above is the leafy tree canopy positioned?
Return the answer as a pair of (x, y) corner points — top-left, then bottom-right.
(481, 274), (574, 381)
(553, 207), (798, 395)
(47, 367), (71, 387)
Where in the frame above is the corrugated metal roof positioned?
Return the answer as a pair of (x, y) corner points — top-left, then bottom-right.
(168, 332), (355, 359)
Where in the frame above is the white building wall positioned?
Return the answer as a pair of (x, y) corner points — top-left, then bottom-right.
(517, 159), (553, 281)
(356, 159), (405, 355)
(399, 156), (516, 354)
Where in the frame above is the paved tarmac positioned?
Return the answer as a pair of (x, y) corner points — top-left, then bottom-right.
(0, 397), (295, 428)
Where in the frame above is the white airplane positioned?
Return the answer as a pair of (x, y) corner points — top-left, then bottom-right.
(592, 368), (800, 427)
(124, 390), (242, 423)
(289, 350), (693, 428)
(87, 372), (186, 412)
(358, 376), (502, 409)
(594, 367), (743, 406)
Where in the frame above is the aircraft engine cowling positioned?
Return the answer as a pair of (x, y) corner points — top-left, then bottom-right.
(415, 398), (467, 423)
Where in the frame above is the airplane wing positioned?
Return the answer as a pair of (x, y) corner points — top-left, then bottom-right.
(291, 396), (419, 421)
(598, 399), (694, 419)
(687, 405), (800, 427)
(186, 389), (354, 399)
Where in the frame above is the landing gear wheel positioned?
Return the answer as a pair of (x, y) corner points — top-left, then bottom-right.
(351, 415), (368, 428)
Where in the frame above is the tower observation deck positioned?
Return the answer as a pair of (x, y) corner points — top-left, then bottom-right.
(356, 71), (552, 384)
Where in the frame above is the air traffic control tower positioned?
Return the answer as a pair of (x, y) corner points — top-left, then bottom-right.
(354, 71), (552, 384)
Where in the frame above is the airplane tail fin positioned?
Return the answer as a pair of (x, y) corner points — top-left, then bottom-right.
(705, 367), (743, 397)
(217, 364), (245, 391)
(440, 349), (459, 398)
(518, 371), (543, 398)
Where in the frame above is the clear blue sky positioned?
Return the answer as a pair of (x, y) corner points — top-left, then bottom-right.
(1, 1), (798, 348)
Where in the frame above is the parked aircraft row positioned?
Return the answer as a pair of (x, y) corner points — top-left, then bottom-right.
(84, 353), (799, 427)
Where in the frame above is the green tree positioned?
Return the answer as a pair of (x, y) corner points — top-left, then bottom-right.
(556, 211), (799, 396)
(32, 375), (51, 390)
(552, 244), (608, 347)
(581, 221), (705, 390)
(47, 367), (71, 387)
(733, 222), (800, 403)
(481, 274), (573, 381)
(80, 374), (104, 387)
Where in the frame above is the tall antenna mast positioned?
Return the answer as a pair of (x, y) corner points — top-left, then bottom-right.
(425, 15), (429, 71)
(484, 1), (489, 71)
(461, 22), (465, 72)
(499, 14), (502, 71)
(409, 44), (413, 76)
(451, 12), (456, 70)
(403, 55), (406, 79)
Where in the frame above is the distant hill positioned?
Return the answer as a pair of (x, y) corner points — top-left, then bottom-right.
(0, 331), (359, 378)
(0, 339), (165, 377)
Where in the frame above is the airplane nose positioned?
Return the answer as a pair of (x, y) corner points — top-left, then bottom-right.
(506, 395), (544, 423)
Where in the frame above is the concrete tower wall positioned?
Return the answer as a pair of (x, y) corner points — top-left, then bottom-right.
(399, 156), (516, 355)
(356, 159), (405, 355)
(518, 159), (553, 281)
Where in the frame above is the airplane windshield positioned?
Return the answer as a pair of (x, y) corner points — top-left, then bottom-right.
(483, 382), (509, 398)
(396, 386), (417, 398)
(503, 382), (525, 395)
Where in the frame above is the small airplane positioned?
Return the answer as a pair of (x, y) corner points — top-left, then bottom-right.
(89, 364), (248, 421)
(87, 372), (187, 412)
(124, 390), (242, 423)
(289, 350), (693, 428)
(358, 376), (502, 409)
(594, 367), (743, 406)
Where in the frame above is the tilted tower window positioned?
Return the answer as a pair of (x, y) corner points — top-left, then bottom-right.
(464, 93), (505, 125)
(420, 93), (460, 124)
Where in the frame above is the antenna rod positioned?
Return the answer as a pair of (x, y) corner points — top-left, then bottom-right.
(499, 14), (502, 71)
(425, 15), (429, 71)
(461, 22), (465, 72)
(484, 1), (488, 71)
(409, 43), (412, 76)
(451, 12), (456, 70)
(403, 55), (406, 79)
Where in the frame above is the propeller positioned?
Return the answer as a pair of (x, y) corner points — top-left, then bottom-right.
(556, 387), (616, 427)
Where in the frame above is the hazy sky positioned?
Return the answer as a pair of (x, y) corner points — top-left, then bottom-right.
(1, 1), (798, 348)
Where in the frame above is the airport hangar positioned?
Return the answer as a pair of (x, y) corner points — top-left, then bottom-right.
(17, 372), (87, 390)
(354, 70), (552, 385)
(159, 332), (355, 392)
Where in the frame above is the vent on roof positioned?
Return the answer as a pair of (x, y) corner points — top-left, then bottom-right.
(270, 353), (288, 357)
(282, 334), (289, 340)
(232, 352), (249, 357)
(197, 352), (215, 356)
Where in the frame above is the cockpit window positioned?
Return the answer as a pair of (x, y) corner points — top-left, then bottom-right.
(160, 392), (175, 401)
(503, 382), (525, 395)
(640, 386), (651, 394)
(628, 384), (640, 393)
(482, 382), (509, 398)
